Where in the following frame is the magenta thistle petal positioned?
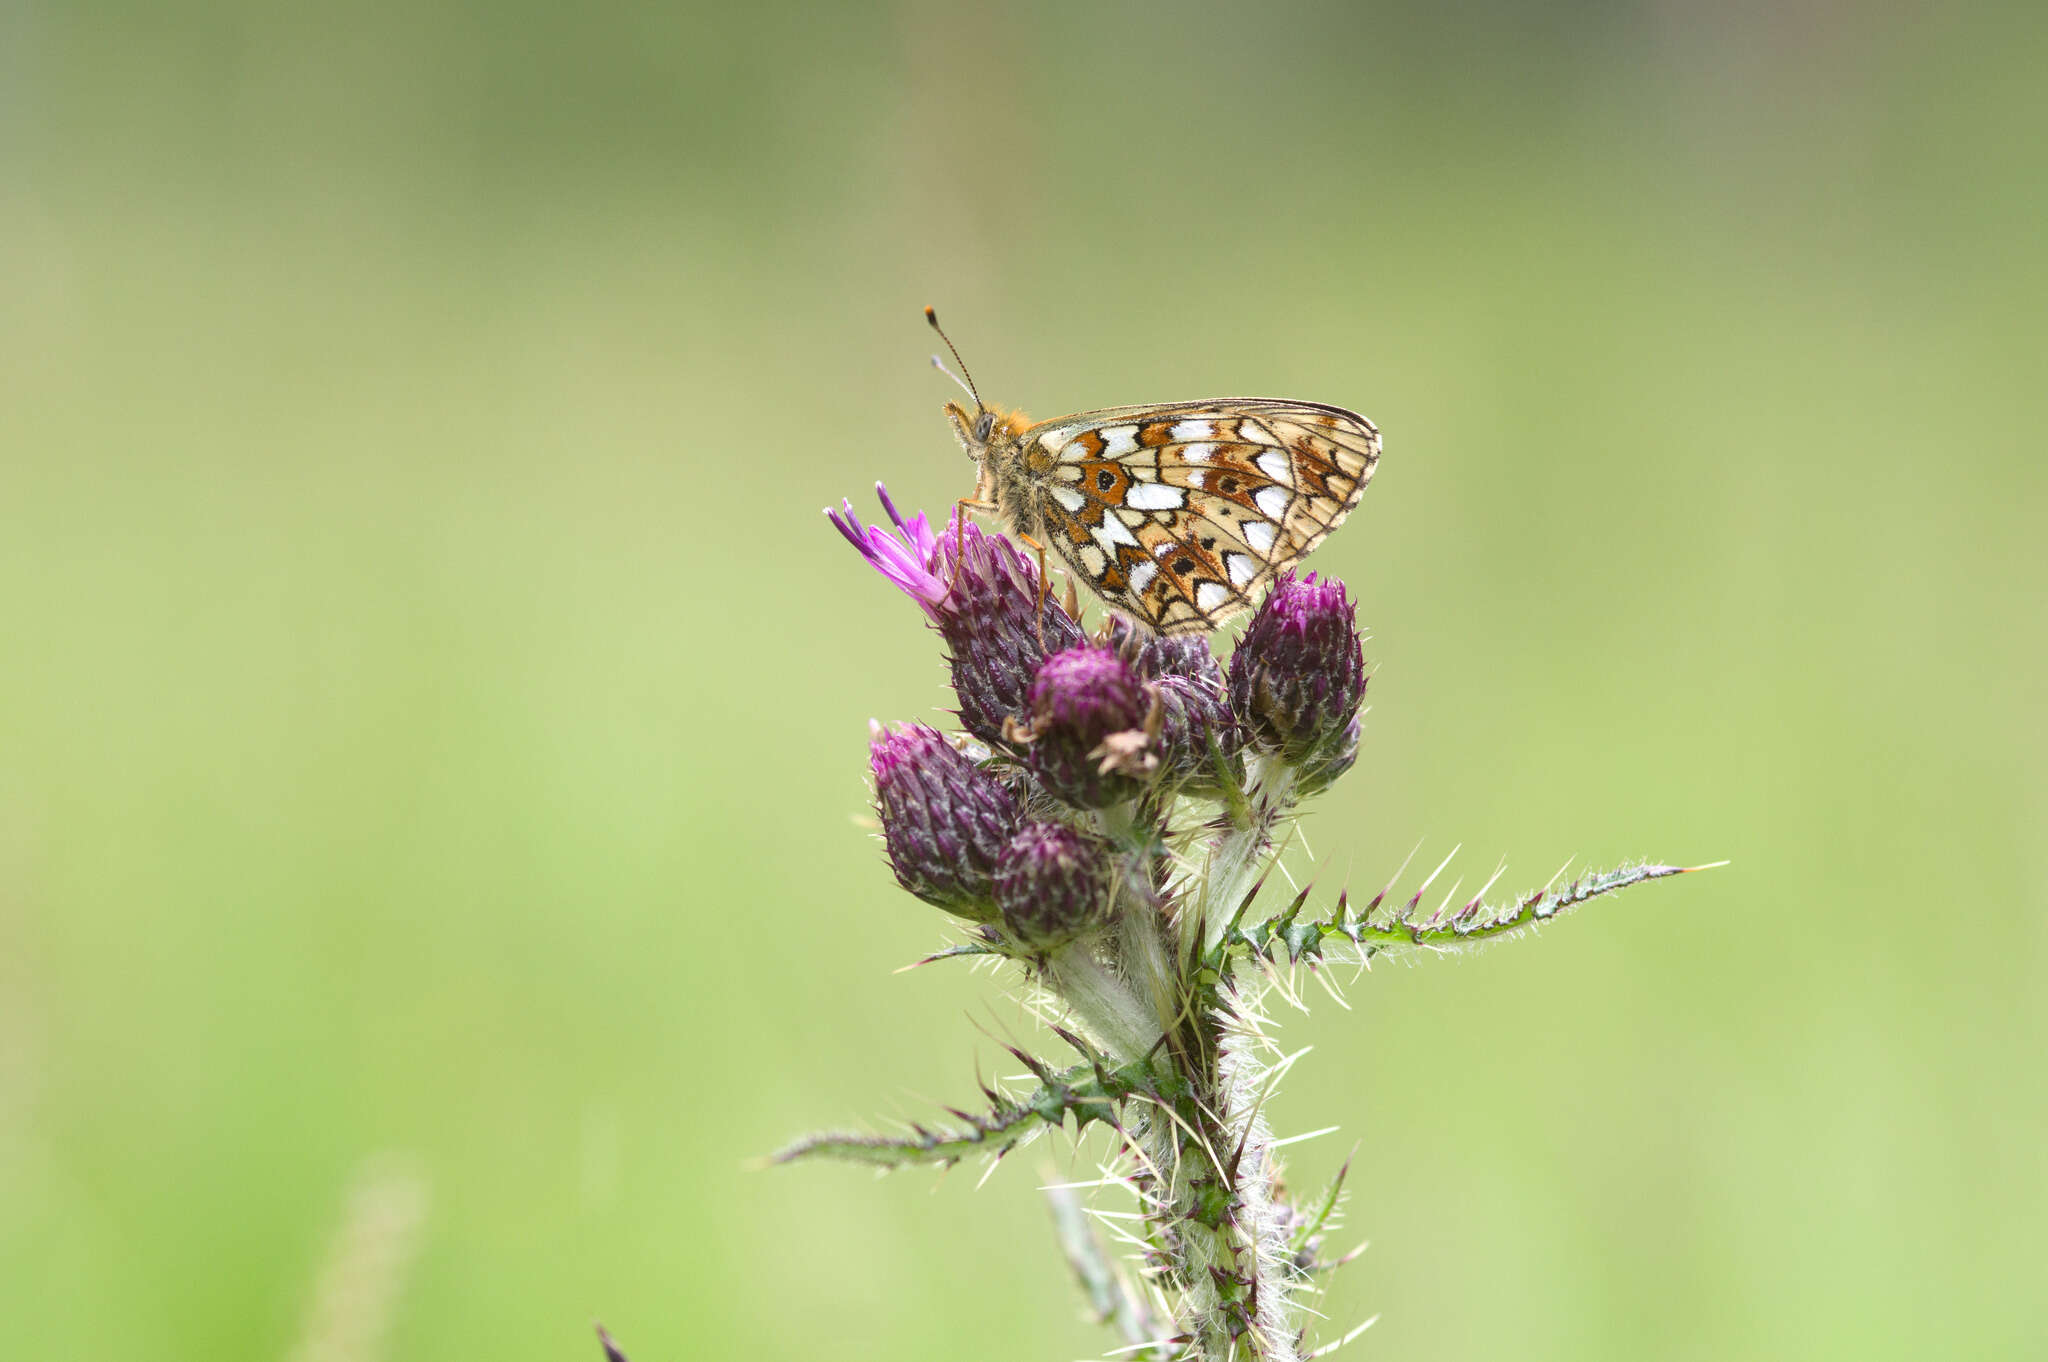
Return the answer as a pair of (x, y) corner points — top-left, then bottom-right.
(826, 482), (949, 612)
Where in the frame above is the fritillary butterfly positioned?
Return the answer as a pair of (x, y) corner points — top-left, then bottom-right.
(926, 308), (1381, 635)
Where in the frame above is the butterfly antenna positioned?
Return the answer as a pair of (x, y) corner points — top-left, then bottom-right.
(930, 354), (977, 404)
(924, 306), (983, 413)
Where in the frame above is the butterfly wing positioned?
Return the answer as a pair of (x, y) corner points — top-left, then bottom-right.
(1020, 400), (1380, 634)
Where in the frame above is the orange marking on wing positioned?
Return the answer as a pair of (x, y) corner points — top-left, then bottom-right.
(1114, 544), (1152, 575)
(1195, 457), (1268, 511)
(1291, 444), (1335, 497)
(1139, 421), (1177, 447)
(1134, 521), (1227, 610)
(1080, 461), (1131, 501)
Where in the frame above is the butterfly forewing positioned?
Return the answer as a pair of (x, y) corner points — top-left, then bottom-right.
(1022, 400), (1380, 634)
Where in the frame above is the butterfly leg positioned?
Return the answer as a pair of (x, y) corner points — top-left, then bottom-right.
(947, 497), (1000, 592)
(947, 458), (1001, 590)
(1016, 531), (1054, 651)
(1016, 532), (1049, 604)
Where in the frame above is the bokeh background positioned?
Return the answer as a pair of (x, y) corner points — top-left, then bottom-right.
(4, 1), (2044, 1358)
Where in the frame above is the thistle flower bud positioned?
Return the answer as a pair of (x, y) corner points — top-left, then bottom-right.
(1023, 645), (1152, 807)
(992, 821), (1113, 950)
(934, 523), (1086, 745)
(1151, 674), (1241, 791)
(1228, 572), (1366, 790)
(869, 721), (1022, 919)
(1105, 618), (1242, 792)
(829, 487), (1083, 744)
(1103, 616), (1218, 687)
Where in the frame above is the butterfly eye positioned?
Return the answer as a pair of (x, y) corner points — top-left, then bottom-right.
(973, 412), (994, 442)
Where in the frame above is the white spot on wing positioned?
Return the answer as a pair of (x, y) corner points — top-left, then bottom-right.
(1244, 519), (1277, 553)
(1098, 425), (1140, 456)
(1196, 582), (1230, 612)
(1128, 560), (1157, 592)
(1125, 482), (1185, 511)
(1170, 420), (1214, 441)
(1255, 450), (1294, 485)
(1092, 515), (1141, 554)
(1051, 486), (1087, 512)
(1226, 553), (1258, 586)
(1104, 515), (1141, 548)
(1177, 442), (1214, 463)
(1254, 486), (1292, 520)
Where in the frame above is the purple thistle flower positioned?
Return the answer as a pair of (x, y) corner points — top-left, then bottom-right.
(829, 485), (1085, 744)
(1228, 571), (1367, 791)
(1022, 645), (1153, 808)
(992, 821), (1113, 950)
(827, 483), (949, 613)
(869, 721), (1022, 920)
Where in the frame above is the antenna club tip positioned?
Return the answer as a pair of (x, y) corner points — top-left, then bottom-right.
(923, 304), (938, 323)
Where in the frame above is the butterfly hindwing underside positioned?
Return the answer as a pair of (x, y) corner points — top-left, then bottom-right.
(1013, 400), (1380, 634)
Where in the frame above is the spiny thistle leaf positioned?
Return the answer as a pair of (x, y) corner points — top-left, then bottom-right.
(901, 938), (1005, 970)
(1220, 860), (1711, 968)
(771, 1055), (1171, 1172)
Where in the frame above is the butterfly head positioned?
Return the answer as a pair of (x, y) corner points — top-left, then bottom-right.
(942, 400), (1029, 463)
(942, 399), (994, 455)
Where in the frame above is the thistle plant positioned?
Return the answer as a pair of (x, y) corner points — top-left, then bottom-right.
(779, 485), (1708, 1361)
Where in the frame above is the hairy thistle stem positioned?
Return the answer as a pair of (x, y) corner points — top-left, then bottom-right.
(1046, 943), (1161, 1063)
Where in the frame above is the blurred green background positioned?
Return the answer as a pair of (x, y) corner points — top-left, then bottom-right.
(3, 1), (2044, 1358)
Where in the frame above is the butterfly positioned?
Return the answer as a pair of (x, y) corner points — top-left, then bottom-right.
(926, 308), (1381, 635)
